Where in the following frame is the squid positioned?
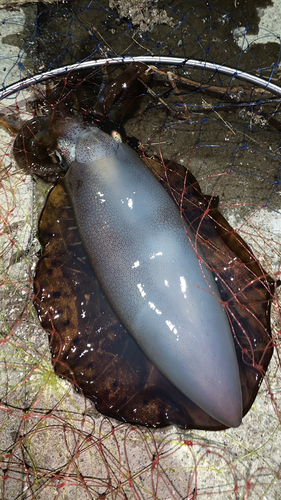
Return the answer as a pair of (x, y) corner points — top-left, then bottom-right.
(55, 117), (242, 428)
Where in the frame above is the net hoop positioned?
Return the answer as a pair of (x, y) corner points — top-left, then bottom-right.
(1, 55), (281, 100)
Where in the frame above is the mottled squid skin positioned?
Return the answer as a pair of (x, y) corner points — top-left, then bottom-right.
(59, 118), (242, 428)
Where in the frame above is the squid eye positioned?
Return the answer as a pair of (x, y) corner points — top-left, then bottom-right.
(54, 149), (68, 171)
(111, 130), (122, 143)
(56, 137), (76, 166)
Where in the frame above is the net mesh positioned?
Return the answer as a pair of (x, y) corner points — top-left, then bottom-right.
(0, 1), (281, 499)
